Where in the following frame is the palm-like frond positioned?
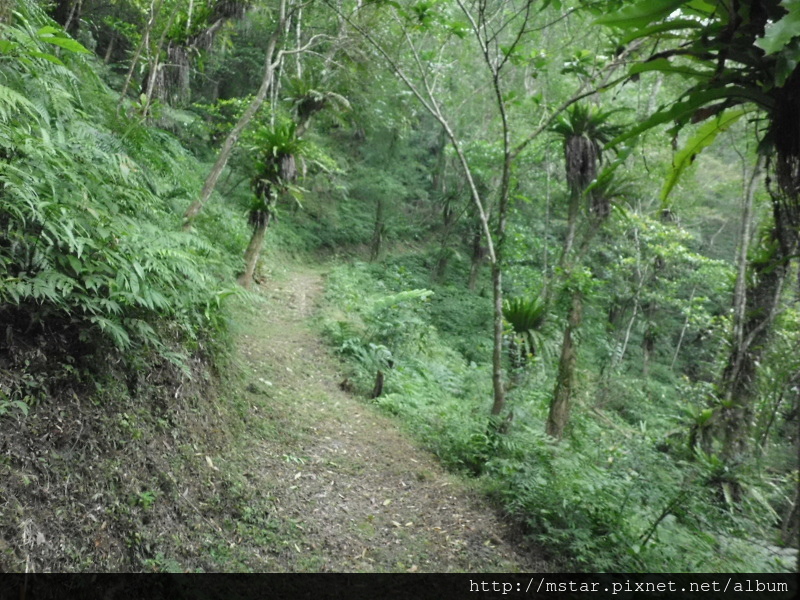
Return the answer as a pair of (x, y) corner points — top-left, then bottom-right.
(585, 170), (636, 218)
(552, 104), (625, 195)
(551, 104), (624, 146)
(503, 295), (548, 358)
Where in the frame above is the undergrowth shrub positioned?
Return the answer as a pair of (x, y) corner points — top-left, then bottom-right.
(322, 259), (794, 572)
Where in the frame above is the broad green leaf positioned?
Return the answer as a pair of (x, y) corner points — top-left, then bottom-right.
(29, 50), (65, 65)
(608, 86), (771, 147)
(681, 0), (717, 18)
(594, 0), (687, 29)
(774, 41), (800, 85)
(755, 1), (800, 54)
(629, 58), (713, 79)
(660, 108), (749, 201)
(541, 0), (562, 10)
(619, 18), (704, 45)
(38, 34), (90, 54)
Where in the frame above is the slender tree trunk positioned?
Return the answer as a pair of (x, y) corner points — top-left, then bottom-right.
(433, 198), (456, 283)
(560, 190), (581, 268)
(671, 285), (697, 370)
(714, 158), (786, 464)
(547, 291), (582, 438)
(490, 150), (512, 416)
(490, 260), (506, 415)
(52, 0), (81, 35)
(335, 5), (502, 412)
(142, 5), (181, 118)
(542, 153), (553, 295)
(642, 304), (655, 379)
(103, 34), (116, 64)
(295, 7), (303, 79)
(117, 0), (162, 114)
(183, 0), (288, 227)
(63, 0), (81, 36)
(369, 198), (384, 262)
(239, 216), (270, 289)
(467, 221), (485, 291)
(717, 235), (790, 462)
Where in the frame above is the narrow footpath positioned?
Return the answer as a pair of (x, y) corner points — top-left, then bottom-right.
(231, 265), (550, 572)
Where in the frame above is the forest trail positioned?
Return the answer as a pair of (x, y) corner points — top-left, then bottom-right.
(232, 264), (550, 572)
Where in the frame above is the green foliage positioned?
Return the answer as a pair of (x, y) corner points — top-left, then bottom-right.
(0, 1), (244, 391)
(593, 0), (686, 29)
(755, 0), (800, 56)
(503, 294), (548, 359)
(551, 103), (624, 147)
(661, 108), (750, 202)
(323, 243), (790, 571)
(0, 391), (29, 417)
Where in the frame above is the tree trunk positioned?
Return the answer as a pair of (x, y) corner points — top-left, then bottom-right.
(238, 216), (270, 289)
(433, 196), (457, 283)
(183, 0), (288, 227)
(559, 190), (581, 269)
(780, 485), (799, 548)
(141, 5), (181, 118)
(490, 261), (506, 415)
(717, 232), (791, 462)
(715, 149), (796, 463)
(467, 222), (485, 291)
(433, 244), (450, 283)
(103, 34), (116, 64)
(369, 198), (384, 262)
(432, 129), (452, 283)
(547, 291), (582, 438)
(117, 0), (162, 113)
(52, 0), (81, 35)
(0, 0), (13, 24)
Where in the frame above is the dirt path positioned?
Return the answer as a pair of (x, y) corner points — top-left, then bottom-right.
(230, 265), (549, 573)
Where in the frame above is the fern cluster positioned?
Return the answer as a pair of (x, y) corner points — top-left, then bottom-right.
(0, 2), (240, 402)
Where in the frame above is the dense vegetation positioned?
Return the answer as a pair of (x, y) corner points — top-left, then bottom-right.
(1, 0), (797, 572)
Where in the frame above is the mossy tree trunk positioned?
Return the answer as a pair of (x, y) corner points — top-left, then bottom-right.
(717, 229), (793, 462)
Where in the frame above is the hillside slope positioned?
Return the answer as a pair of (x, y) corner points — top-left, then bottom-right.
(0, 261), (549, 572)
